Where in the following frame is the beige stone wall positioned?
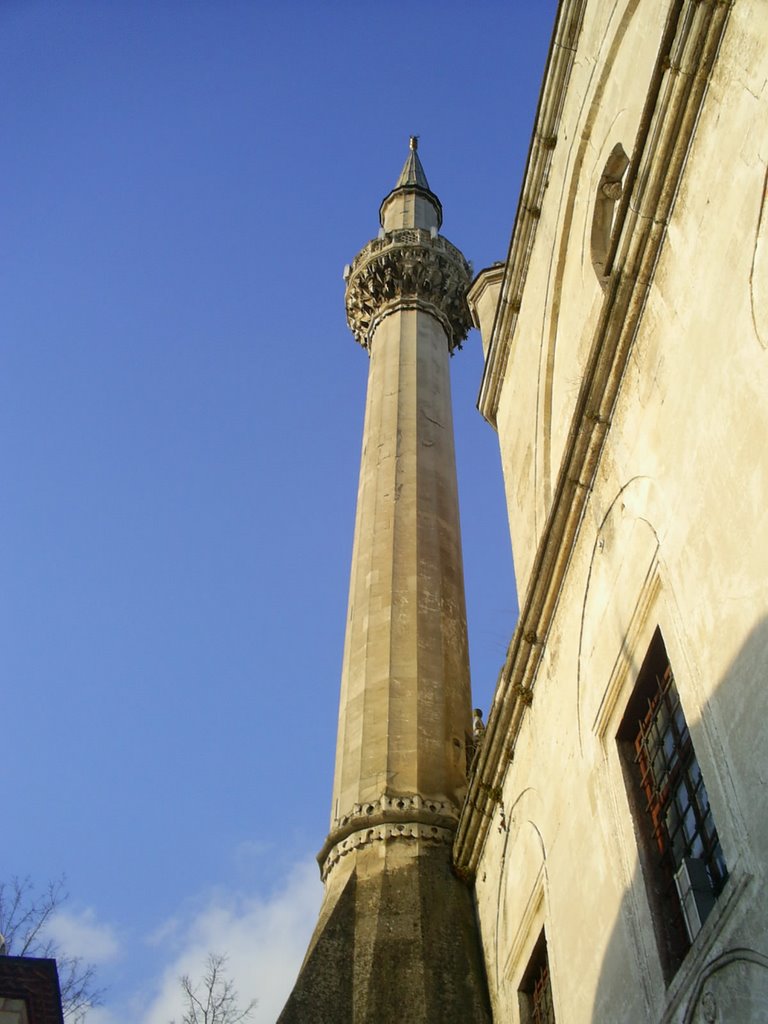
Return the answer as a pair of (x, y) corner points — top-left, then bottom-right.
(493, 0), (670, 603)
(471, 0), (768, 1020)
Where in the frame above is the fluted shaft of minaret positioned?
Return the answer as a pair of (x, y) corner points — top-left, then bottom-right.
(320, 140), (474, 875)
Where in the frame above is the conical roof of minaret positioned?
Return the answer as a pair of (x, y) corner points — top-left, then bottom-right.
(395, 136), (432, 190)
(379, 136), (443, 229)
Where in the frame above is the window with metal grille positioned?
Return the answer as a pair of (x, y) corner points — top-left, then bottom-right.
(519, 931), (556, 1024)
(618, 629), (727, 980)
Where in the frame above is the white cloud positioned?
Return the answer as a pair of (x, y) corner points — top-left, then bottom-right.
(139, 858), (322, 1024)
(232, 838), (272, 866)
(145, 914), (182, 949)
(46, 907), (120, 964)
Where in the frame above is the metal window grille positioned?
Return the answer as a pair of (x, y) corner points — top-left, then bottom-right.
(531, 960), (556, 1024)
(634, 662), (727, 947)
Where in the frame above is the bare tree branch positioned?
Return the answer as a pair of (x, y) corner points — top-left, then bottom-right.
(0, 876), (104, 1022)
(170, 953), (256, 1024)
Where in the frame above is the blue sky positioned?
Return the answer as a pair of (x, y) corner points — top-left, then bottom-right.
(1, 2), (557, 1019)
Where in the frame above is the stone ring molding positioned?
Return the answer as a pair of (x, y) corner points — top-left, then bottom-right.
(317, 792), (462, 877)
(320, 822), (456, 881)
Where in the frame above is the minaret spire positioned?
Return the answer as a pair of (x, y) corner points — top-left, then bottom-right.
(393, 135), (430, 189)
(279, 142), (490, 1024)
(379, 136), (443, 231)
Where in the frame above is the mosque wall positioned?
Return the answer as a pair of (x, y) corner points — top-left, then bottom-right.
(464, 1), (768, 1019)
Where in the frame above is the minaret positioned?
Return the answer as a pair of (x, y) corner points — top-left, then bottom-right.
(279, 140), (491, 1023)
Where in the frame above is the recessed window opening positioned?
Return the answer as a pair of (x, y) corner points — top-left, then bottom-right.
(519, 930), (556, 1024)
(617, 629), (728, 980)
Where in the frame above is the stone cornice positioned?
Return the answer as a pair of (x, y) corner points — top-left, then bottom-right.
(477, 0), (588, 427)
(345, 228), (472, 351)
(455, 0), (734, 877)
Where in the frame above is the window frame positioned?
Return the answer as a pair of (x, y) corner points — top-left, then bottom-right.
(617, 628), (728, 981)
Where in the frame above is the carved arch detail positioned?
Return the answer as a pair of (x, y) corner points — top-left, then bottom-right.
(683, 947), (768, 1024)
(750, 165), (768, 349)
(576, 476), (665, 748)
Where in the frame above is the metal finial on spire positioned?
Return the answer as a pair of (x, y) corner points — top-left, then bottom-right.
(410, 135), (419, 151)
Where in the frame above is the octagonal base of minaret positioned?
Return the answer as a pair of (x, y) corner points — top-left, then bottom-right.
(277, 839), (491, 1023)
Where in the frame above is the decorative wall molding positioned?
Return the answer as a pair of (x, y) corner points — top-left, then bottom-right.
(478, 0), (589, 426)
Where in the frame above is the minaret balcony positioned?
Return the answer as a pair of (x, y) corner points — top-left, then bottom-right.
(344, 226), (473, 351)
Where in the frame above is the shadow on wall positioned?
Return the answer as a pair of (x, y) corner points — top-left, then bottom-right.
(590, 617), (768, 1024)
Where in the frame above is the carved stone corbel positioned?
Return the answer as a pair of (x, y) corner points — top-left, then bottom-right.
(345, 227), (472, 350)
